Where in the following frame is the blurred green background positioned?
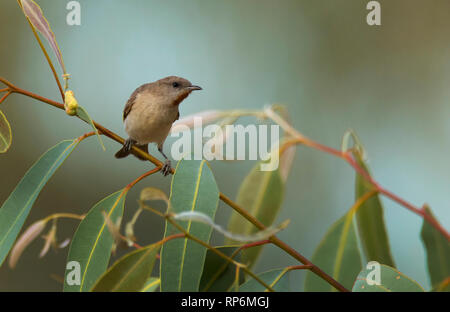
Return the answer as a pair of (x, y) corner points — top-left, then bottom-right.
(1, 0), (449, 291)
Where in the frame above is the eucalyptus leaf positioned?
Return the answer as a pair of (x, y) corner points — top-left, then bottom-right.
(0, 110), (12, 153)
(352, 264), (424, 292)
(239, 268), (290, 292)
(420, 206), (450, 291)
(91, 243), (160, 292)
(226, 162), (284, 268)
(64, 190), (127, 292)
(0, 140), (79, 266)
(76, 105), (105, 151)
(304, 214), (362, 291)
(354, 149), (395, 266)
(160, 159), (219, 291)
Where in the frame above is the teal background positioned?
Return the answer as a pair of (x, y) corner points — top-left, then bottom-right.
(0, 0), (449, 291)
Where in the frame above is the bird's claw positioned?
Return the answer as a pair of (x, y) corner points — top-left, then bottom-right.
(124, 138), (135, 152)
(162, 159), (172, 176)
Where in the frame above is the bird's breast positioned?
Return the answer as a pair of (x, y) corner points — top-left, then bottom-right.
(124, 95), (178, 145)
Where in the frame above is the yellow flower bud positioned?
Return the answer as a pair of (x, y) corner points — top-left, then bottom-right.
(64, 90), (78, 116)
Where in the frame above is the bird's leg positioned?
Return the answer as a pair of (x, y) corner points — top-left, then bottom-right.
(158, 145), (172, 176)
(124, 138), (137, 153)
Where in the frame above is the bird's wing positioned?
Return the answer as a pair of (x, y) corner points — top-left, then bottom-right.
(123, 83), (149, 121)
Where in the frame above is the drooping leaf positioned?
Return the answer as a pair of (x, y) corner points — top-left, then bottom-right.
(304, 214), (362, 291)
(140, 277), (160, 292)
(19, 0), (66, 74)
(352, 264), (424, 292)
(0, 110), (12, 153)
(140, 187), (169, 203)
(0, 140), (79, 266)
(8, 219), (47, 268)
(239, 268), (290, 292)
(160, 159), (220, 292)
(420, 206), (450, 291)
(279, 143), (296, 183)
(354, 149), (395, 266)
(226, 162), (284, 268)
(64, 190), (127, 292)
(171, 110), (224, 134)
(91, 243), (160, 292)
(200, 246), (244, 292)
(76, 105), (105, 151)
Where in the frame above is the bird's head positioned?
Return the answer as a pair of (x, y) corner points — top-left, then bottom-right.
(154, 76), (202, 106)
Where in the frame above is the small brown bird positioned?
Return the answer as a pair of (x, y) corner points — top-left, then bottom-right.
(115, 76), (202, 175)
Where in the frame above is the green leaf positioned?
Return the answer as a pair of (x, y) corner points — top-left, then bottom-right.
(239, 268), (290, 292)
(304, 214), (362, 291)
(352, 264), (425, 292)
(64, 190), (127, 292)
(160, 159), (219, 292)
(0, 140), (79, 266)
(91, 243), (160, 292)
(200, 246), (244, 292)
(0, 110), (12, 153)
(76, 105), (105, 151)
(226, 162), (284, 268)
(420, 206), (450, 290)
(354, 149), (395, 266)
(140, 277), (160, 292)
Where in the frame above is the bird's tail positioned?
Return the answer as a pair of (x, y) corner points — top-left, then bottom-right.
(115, 143), (149, 161)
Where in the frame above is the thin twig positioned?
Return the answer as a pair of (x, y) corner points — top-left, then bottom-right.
(276, 112), (450, 242)
(287, 265), (313, 271)
(0, 91), (12, 105)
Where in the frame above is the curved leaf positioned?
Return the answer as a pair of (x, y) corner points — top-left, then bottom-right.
(91, 243), (160, 292)
(64, 190), (127, 292)
(140, 277), (160, 292)
(76, 105), (105, 151)
(354, 149), (395, 266)
(200, 246), (244, 292)
(160, 159), (219, 292)
(352, 264), (424, 292)
(0, 110), (12, 153)
(304, 214), (362, 291)
(226, 162), (284, 267)
(8, 219), (47, 268)
(0, 140), (79, 266)
(421, 206), (450, 290)
(239, 268), (290, 292)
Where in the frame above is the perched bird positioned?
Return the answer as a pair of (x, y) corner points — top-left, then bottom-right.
(115, 76), (202, 175)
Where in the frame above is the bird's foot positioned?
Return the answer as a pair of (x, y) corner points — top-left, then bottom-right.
(161, 159), (172, 176)
(124, 138), (136, 152)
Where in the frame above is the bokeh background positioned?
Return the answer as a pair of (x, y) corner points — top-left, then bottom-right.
(0, 0), (449, 291)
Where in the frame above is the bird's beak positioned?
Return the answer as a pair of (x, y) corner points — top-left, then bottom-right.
(186, 85), (202, 91)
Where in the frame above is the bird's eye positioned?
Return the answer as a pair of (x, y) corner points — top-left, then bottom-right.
(172, 82), (180, 88)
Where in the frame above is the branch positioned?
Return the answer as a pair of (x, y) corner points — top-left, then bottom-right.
(0, 77), (349, 292)
(273, 111), (450, 242)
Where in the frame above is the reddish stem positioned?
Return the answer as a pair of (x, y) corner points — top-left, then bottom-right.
(125, 167), (161, 191)
(0, 91), (11, 105)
